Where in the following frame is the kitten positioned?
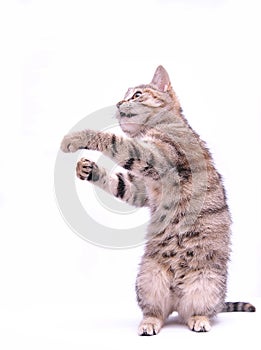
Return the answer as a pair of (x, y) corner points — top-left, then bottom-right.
(61, 66), (255, 334)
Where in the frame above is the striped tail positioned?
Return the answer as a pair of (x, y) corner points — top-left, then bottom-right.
(222, 302), (256, 312)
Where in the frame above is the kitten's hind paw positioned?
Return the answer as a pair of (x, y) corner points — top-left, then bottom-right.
(76, 158), (97, 181)
(138, 317), (163, 336)
(187, 316), (211, 332)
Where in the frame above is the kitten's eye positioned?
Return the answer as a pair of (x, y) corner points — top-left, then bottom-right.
(132, 91), (142, 99)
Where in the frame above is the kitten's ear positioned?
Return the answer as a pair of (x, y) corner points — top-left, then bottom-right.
(150, 65), (171, 92)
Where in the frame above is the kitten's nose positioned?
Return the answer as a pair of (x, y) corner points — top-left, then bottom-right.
(116, 100), (124, 109)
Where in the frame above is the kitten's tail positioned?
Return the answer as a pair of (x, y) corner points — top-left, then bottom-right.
(221, 302), (256, 313)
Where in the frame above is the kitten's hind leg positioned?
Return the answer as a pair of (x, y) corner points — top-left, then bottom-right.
(136, 259), (172, 336)
(177, 269), (223, 332)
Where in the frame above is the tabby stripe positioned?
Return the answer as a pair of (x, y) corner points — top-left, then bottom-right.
(152, 133), (192, 181)
(130, 141), (141, 160)
(141, 164), (153, 176)
(127, 173), (135, 182)
(123, 158), (135, 170)
(153, 133), (183, 157)
(222, 302), (256, 312)
(176, 164), (192, 180)
(148, 153), (155, 167)
(116, 173), (126, 199)
(111, 134), (117, 155)
(200, 204), (228, 216)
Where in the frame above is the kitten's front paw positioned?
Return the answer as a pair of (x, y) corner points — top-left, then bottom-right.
(76, 158), (97, 181)
(60, 131), (87, 153)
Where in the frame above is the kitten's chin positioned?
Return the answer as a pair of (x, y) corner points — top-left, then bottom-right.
(119, 119), (143, 137)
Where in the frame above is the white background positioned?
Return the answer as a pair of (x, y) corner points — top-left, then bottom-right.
(0, 0), (260, 349)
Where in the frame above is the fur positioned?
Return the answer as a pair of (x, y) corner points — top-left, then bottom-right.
(61, 65), (255, 334)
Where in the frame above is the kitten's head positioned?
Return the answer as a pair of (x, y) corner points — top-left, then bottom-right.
(116, 66), (181, 137)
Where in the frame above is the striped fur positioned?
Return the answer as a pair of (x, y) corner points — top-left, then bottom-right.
(61, 65), (255, 334)
(222, 302), (256, 313)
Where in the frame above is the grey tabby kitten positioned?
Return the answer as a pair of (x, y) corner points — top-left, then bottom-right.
(61, 66), (255, 334)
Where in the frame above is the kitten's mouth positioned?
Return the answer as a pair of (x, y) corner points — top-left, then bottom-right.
(120, 112), (137, 118)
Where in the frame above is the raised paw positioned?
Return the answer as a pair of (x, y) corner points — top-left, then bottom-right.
(60, 131), (87, 153)
(187, 316), (211, 332)
(76, 158), (97, 181)
(138, 317), (163, 336)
